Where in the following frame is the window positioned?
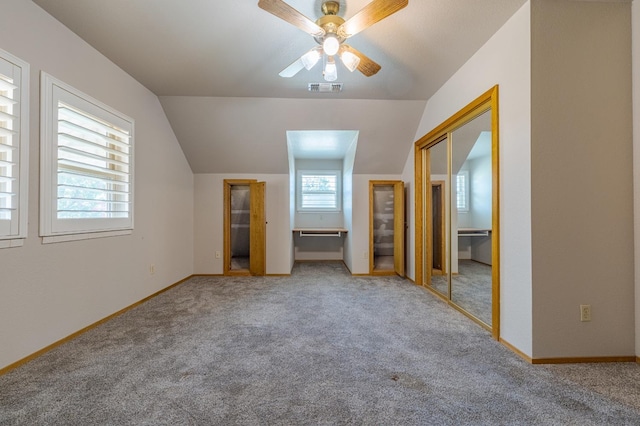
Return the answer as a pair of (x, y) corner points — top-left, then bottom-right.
(40, 73), (134, 241)
(0, 49), (29, 248)
(456, 170), (469, 212)
(297, 170), (341, 212)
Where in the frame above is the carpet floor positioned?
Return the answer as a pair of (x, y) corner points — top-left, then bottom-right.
(1, 262), (639, 425)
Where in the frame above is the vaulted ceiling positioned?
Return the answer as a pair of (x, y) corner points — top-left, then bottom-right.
(31, 0), (527, 173)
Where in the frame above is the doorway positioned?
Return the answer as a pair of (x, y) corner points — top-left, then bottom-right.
(223, 179), (266, 276)
(369, 180), (405, 276)
(431, 181), (446, 275)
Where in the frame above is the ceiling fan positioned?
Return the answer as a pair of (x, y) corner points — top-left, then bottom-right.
(258, 0), (408, 82)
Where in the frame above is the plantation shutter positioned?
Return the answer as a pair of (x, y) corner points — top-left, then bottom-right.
(0, 55), (24, 239)
(41, 73), (134, 238)
(300, 173), (338, 210)
(456, 171), (469, 212)
(56, 103), (131, 219)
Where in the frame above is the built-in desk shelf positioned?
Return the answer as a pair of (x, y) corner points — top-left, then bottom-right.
(293, 228), (348, 238)
(458, 228), (491, 237)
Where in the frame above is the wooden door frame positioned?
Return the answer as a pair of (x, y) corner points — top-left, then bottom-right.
(392, 181), (405, 277)
(369, 180), (404, 276)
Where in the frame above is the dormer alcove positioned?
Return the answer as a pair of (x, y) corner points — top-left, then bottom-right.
(287, 130), (358, 263)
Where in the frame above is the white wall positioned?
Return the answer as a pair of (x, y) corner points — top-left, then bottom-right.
(631, 0), (639, 359)
(402, 2), (533, 354)
(0, 1), (194, 370)
(342, 140), (357, 272)
(468, 155), (493, 230)
(530, 0), (634, 359)
(193, 174), (291, 275)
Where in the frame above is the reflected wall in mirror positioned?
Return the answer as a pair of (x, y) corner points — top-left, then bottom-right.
(451, 110), (493, 326)
(414, 86), (499, 339)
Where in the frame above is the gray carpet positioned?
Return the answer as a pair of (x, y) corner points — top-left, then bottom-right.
(429, 260), (492, 326)
(1, 262), (639, 425)
(452, 260), (492, 326)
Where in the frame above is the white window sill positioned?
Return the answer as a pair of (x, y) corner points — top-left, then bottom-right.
(0, 238), (25, 249)
(297, 210), (342, 214)
(42, 229), (132, 244)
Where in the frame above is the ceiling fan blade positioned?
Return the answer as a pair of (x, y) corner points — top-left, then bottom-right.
(258, 0), (325, 37)
(338, 0), (408, 39)
(279, 47), (322, 77)
(341, 45), (381, 77)
(279, 58), (305, 78)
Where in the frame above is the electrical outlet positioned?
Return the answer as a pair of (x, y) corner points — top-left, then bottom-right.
(215, 251), (221, 259)
(580, 304), (591, 322)
(149, 264), (155, 275)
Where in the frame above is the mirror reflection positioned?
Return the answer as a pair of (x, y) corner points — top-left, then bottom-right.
(451, 110), (492, 326)
(425, 138), (449, 297)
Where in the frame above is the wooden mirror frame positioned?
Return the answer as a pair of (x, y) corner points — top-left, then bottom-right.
(414, 85), (500, 340)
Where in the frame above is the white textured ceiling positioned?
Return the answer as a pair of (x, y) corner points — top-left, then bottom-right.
(31, 0), (527, 173)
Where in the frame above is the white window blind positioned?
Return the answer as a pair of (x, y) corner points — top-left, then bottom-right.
(297, 171), (341, 211)
(0, 49), (29, 245)
(41, 73), (134, 238)
(456, 170), (469, 212)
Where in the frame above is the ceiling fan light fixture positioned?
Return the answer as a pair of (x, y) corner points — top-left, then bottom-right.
(301, 48), (321, 70)
(323, 56), (338, 81)
(322, 34), (340, 56)
(340, 51), (360, 73)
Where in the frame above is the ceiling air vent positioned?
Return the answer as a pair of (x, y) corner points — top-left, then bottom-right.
(308, 83), (343, 93)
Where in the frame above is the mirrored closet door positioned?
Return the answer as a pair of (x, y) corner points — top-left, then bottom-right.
(414, 86), (500, 339)
(451, 111), (493, 326)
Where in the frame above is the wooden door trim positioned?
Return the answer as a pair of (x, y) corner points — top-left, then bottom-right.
(249, 181), (266, 276)
(369, 180), (405, 276)
(393, 181), (405, 277)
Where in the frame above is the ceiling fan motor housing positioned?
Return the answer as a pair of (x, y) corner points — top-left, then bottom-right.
(315, 8), (346, 45)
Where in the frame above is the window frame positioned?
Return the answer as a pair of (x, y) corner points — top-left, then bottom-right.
(0, 48), (29, 249)
(296, 169), (342, 213)
(40, 72), (134, 243)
